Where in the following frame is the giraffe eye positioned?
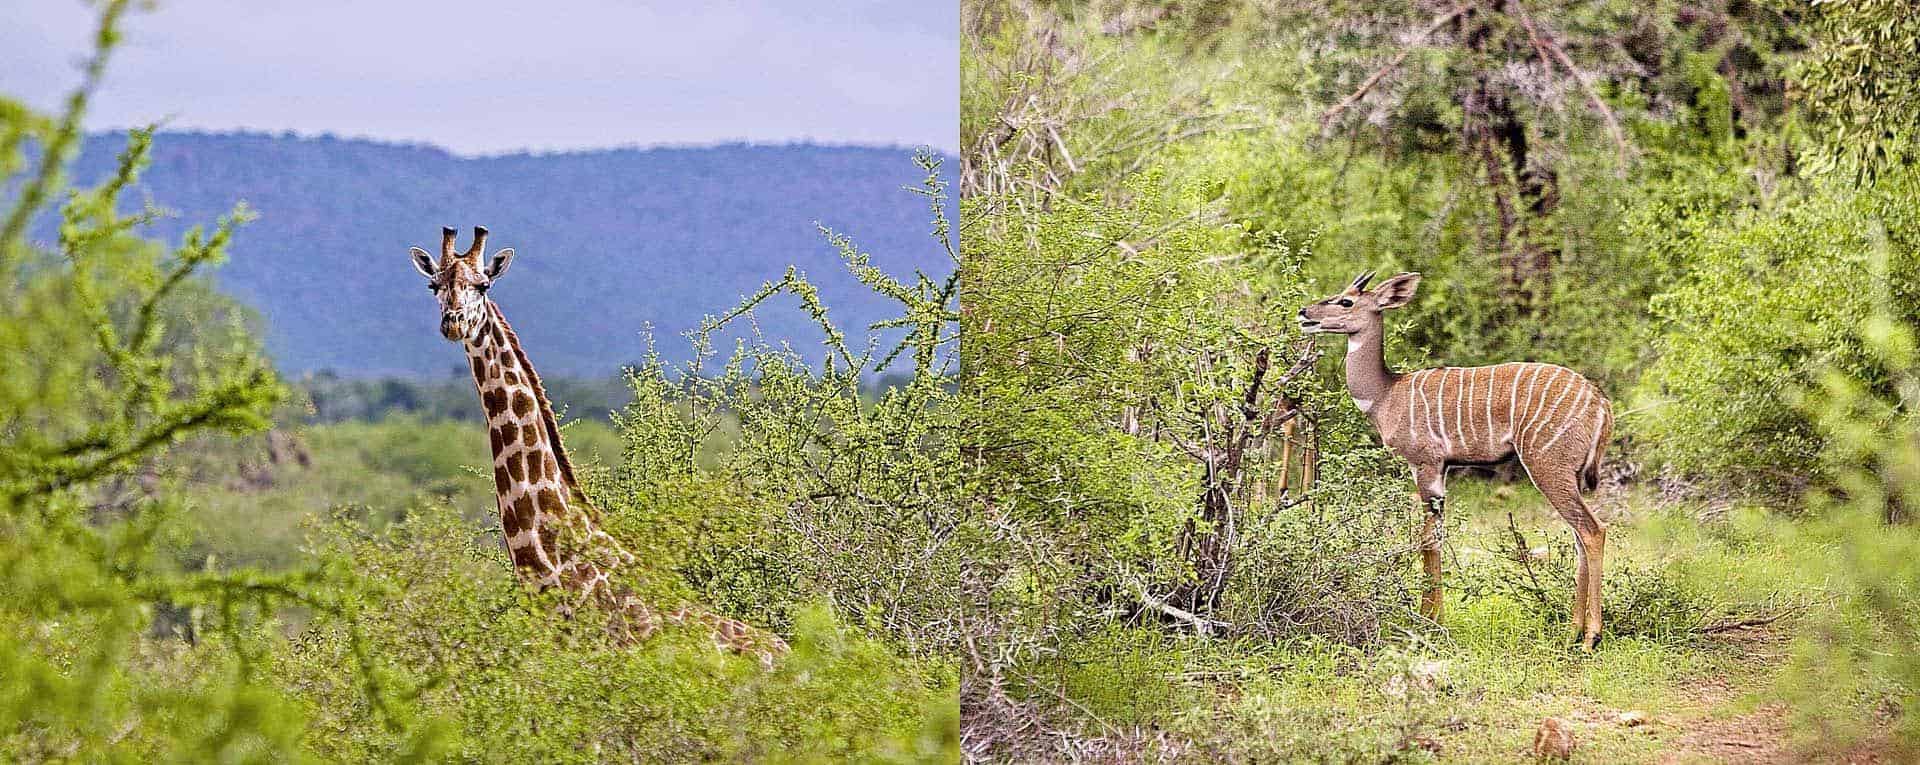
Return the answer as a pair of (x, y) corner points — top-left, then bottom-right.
(476, 283), (490, 294)
(1337, 298), (1354, 307)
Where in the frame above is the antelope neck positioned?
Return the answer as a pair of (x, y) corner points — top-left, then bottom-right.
(1344, 323), (1397, 414)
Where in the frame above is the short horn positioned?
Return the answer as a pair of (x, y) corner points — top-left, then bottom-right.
(441, 226), (458, 259)
(466, 226), (489, 259)
(1351, 270), (1377, 291)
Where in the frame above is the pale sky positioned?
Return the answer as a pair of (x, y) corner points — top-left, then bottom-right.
(4, 1), (959, 155)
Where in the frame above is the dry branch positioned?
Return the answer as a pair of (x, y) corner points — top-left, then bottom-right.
(1508, 0), (1632, 166)
(1696, 608), (1801, 634)
(1318, 4), (1470, 129)
(1137, 583), (1233, 637)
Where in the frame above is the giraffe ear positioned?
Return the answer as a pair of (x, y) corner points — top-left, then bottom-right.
(485, 248), (515, 280)
(410, 247), (437, 278)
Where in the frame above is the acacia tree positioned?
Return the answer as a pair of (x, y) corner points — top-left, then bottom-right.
(0, 4), (440, 758)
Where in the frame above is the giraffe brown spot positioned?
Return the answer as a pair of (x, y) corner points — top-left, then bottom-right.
(482, 388), (505, 413)
(524, 421), (541, 447)
(503, 369), (519, 385)
(510, 536), (545, 570)
(491, 324), (506, 346)
(536, 486), (565, 516)
(470, 356), (485, 380)
(539, 524), (560, 564)
(545, 453), (560, 480)
(489, 427), (503, 454)
(507, 452), (525, 482)
(511, 390), (534, 418)
(525, 452), (543, 482)
(499, 422), (518, 448)
(511, 494), (537, 531)
(493, 465), (509, 494)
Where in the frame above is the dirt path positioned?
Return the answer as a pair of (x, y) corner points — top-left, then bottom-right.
(1647, 628), (1898, 765)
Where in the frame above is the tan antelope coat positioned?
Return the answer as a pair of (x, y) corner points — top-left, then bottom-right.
(1302, 271), (1614, 648)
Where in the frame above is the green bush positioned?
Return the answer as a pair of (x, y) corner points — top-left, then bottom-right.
(1634, 168), (1920, 494)
(273, 506), (957, 763)
(1767, 308), (1920, 751)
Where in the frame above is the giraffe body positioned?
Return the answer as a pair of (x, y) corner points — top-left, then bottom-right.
(415, 226), (785, 666)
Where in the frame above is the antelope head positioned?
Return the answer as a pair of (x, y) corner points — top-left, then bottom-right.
(1297, 271), (1421, 335)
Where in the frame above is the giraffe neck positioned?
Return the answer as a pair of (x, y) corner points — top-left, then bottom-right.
(465, 301), (632, 592)
(458, 301), (787, 666)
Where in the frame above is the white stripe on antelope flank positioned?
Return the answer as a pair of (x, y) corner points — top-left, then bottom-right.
(1528, 369), (1574, 445)
(1415, 370), (1435, 442)
(1520, 369), (1566, 445)
(1483, 366), (1498, 446)
(1509, 364), (1538, 445)
(1540, 385), (1595, 452)
(1586, 404), (1609, 470)
(1435, 367), (1451, 451)
(1453, 367), (1469, 451)
(1425, 369), (1444, 444)
(1461, 367), (1475, 447)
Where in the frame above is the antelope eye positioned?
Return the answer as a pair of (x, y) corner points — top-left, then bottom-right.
(1337, 298), (1354, 307)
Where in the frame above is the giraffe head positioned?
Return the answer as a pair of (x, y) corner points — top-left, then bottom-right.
(410, 226), (516, 342)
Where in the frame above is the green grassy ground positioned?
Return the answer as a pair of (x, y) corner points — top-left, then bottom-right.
(1034, 481), (1874, 763)
(166, 415), (623, 571)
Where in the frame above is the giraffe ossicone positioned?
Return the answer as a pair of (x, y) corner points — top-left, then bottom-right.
(412, 225), (786, 667)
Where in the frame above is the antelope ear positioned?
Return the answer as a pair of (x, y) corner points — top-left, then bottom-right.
(1372, 272), (1422, 309)
(484, 248), (516, 280)
(410, 247), (437, 278)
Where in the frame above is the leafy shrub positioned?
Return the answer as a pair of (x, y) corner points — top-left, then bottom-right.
(1450, 521), (1718, 644)
(0, 5), (339, 757)
(960, 170), (1456, 763)
(274, 506), (958, 763)
(1634, 167), (1920, 494)
(1767, 307), (1920, 751)
(582, 150), (965, 654)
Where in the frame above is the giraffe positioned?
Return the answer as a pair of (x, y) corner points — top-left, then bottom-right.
(410, 226), (786, 666)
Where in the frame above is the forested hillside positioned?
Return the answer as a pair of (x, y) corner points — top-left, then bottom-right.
(52, 132), (956, 376)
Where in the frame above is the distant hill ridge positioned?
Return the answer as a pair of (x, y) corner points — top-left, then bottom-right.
(59, 131), (956, 377)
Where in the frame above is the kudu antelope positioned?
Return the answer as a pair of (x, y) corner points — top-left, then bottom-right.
(1298, 272), (1614, 648)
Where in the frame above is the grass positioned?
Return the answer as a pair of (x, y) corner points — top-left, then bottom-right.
(167, 415), (624, 572)
(1030, 482), (1810, 762)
